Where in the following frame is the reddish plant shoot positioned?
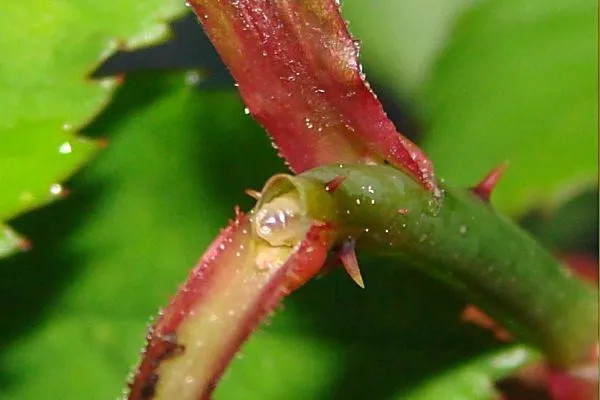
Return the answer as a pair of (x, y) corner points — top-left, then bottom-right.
(129, 207), (334, 399)
(188, 0), (437, 192)
(126, 1), (598, 398)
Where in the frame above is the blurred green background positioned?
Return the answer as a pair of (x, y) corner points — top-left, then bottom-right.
(0, 0), (597, 399)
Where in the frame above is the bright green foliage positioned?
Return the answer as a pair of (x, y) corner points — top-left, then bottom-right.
(343, 0), (598, 215)
(1, 1), (596, 398)
(0, 0), (185, 257)
(342, 0), (475, 96)
(420, 0), (598, 214)
(0, 224), (25, 258)
(1, 74), (536, 399)
(404, 346), (540, 400)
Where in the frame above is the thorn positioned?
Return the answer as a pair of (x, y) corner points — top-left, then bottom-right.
(58, 186), (71, 199)
(338, 237), (365, 288)
(18, 237), (32, 252)
(325, 175), (346, 193)
(245, 189), (261, 200)
(461, 305), (512, 342)
(97, 137), (109, 148)
(471, 162), (508, 202)
(115, 73), (126, 85)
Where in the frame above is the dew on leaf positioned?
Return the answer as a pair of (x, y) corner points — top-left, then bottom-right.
(49, 183), (63, 195)
(185, 71), (201, 85)
(58, 141), (72, 154)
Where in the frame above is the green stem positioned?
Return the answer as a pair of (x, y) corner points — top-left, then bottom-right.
(262, 164), (597, 366)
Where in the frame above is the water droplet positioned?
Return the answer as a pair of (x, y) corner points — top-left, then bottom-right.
(185, 1), (191, 7)
(244, 107), (250, 115)
(185, 70), (201, 85)
(355, 198), (361, 205)
(459, 225), (467, 235)
(304, 117), (313, 129)
(58, 142), (72, 154)
(370, 199), (375, 205)
(49, 183), (63, 195)
(364, 228), (370, 233)
(99, 78), (114, 89)
(255, 194), (303, 246)
(62, 123), (72, 131)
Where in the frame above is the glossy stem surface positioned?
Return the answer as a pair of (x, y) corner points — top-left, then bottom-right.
(271, 164), (598, 366)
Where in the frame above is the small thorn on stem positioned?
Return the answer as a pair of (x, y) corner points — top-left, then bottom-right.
(58, 186), (71, 199)
(325, 175), (346, 193)
(245, 189), (261, 200)
(461, 305), (512, 342)
(471, 162), (508, 202)
(338, 237), (365, 288)
(115, 73), (126, 85)
(97, 137), (110, 148)
(18, 238), (32, 252)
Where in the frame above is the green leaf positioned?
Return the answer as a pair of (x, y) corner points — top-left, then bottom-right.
(403, 345), (540, 400)
(1, 73), (535, 399)
(341, 0), (476, 96)
(420, 0), (598, 214)
(0, 224), (27, 258)
(0, 0), (186, 257)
